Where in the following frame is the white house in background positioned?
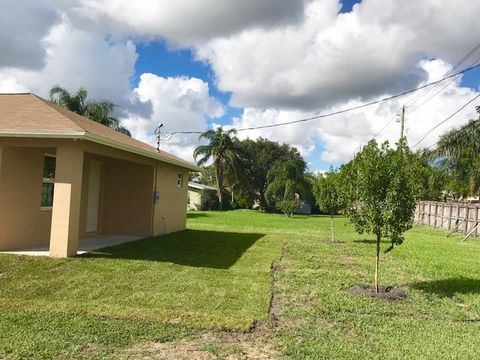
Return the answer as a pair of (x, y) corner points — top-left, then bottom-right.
(187, 182), (217, 211)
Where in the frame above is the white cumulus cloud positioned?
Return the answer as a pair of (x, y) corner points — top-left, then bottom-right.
(227, 59), (480, 166)
(69, 0), (308, 46)
(122, 74), (224, 160)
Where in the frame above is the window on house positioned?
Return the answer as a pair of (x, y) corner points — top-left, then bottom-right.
(177, 172), (183, 187)
(41, 156), (56, 209)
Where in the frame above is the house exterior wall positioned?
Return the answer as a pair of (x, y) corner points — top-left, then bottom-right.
(153, 162), (189, 235)
(0, 137), (191, 254)
(102, 158), (154, 237)
(0, 145), (55, 250)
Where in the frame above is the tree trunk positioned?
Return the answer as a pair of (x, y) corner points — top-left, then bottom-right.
(258, 191), (266, 211)
(330, 214), (335, 242)
(214, 161), (223, 210)
(375, 232), (381, 293)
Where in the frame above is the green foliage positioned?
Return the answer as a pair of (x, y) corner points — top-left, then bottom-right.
(345, 139), (419, 249)
(193, 128), (239, 210)
(193, 136), (309, 211)
(49, 85), (131, 136)
(341, 139), (420, 290)
(415, 150), (446, 201)
(234, 138), (306, 209)
(429, 106), (480, 199)
(265, 159), (308, 216)
(312, 169), (344, 215)
(275, 180), (300, 217)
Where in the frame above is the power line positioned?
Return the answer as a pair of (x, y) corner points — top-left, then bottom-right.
(405, 41), (480, 109)
(372, 42), (480, 142)
(412, 93), (480, 149)
(373, 116), (396, 138)
(408, 52), (480, 114)
(164, 62), (480, 139)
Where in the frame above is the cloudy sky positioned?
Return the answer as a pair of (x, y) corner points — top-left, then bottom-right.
(1, 0), (480, 170)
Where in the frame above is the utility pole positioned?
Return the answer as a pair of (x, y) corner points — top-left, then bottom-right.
(400, 105), (405, 140)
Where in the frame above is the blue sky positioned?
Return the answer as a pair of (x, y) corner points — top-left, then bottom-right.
(1, 0), (479, 171)
(131, 0), (366, 170)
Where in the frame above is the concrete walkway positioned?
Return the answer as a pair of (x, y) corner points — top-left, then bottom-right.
(0, 234), (143, 256)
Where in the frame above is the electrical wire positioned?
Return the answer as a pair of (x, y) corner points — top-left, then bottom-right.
(404, 41), (480, 109)
(163, 62), (480, 139)
(412, 93), (480, 149)
(373, 116), (396, 138)
(408, 52), (480, 115)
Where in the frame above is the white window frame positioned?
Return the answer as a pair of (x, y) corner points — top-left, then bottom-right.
(177, 172), (184, 187)
(40, 154), (56, 210)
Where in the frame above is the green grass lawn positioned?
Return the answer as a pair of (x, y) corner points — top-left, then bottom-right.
(1, 210), (480, 359)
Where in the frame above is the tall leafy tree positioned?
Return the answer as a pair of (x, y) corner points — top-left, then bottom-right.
(313, 169), (344, 242)
(265, 159), (308, 217)
(49, 85), (131, 136)
(234, 138), (305, 209)
(193, 127), (238, 210)
(344, 139), (419, 292)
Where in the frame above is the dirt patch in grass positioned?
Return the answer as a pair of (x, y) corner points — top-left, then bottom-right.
(349, 284), (407, 300)
(119, 331), (278, 360)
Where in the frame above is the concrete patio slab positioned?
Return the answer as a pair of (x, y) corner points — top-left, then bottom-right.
(0, 234), (143, 257)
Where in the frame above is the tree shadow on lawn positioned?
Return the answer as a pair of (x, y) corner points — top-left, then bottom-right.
(352, 239), (390, 244)
(411, 277), (480, 298)
(186, 212), (211, 218)
(81, 230), (265, 269)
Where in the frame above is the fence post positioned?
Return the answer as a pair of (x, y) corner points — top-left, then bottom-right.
(433, 204), (438, 228)
(448, 204), (452, 231)
(464, 206), (469, 235)
(476, 206), (479, 237)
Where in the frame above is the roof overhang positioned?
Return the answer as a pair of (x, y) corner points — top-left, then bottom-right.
(84, 132), (201, 171)
(0, 130), (85, 138)
(0, 130), (201, 172)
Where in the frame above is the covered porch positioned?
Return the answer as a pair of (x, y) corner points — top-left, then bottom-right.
(0, 139), (156, 257)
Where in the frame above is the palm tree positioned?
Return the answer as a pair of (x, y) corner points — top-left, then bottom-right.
(49, 85), (131, 136)
(193, 128), (238, 210)
(433, 105), (480, 197)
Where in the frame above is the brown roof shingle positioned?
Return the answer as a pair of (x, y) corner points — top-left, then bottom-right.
(0, 93), (199, 170)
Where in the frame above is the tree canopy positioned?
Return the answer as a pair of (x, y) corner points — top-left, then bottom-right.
(193, 127), (239, 210)
(312, 169), (344, 241)
(264, 159), (309, 216)
(343, 139), (419, 292)
(234, 138), (306, 210)
(414, 104), (480, 201)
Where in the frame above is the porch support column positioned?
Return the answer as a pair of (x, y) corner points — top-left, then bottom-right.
(49, 142), (84, 257)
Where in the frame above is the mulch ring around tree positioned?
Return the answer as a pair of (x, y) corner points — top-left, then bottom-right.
(348, 284), (407, 300)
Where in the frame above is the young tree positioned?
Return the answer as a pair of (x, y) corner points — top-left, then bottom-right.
(49, 85), (131, 136)
(313, 169), (343, 242)
(193, 127), (239, 210)
(345, 139), (418, 293)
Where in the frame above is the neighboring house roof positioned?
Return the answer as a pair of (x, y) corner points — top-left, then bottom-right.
(188, 182), (217, 191)
(0, 93), (200, 171)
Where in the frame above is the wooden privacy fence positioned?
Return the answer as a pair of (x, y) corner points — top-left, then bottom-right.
(415, 201), (480, 240)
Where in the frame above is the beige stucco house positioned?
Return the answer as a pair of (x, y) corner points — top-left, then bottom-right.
(0, 93), (199, 257)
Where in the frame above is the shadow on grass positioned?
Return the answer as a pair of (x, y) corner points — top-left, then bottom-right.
(411, 277), (480, 297)
(81, 229), (264, 269)
(187, 212), (211, 218)
(353, 239), (390, 244)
